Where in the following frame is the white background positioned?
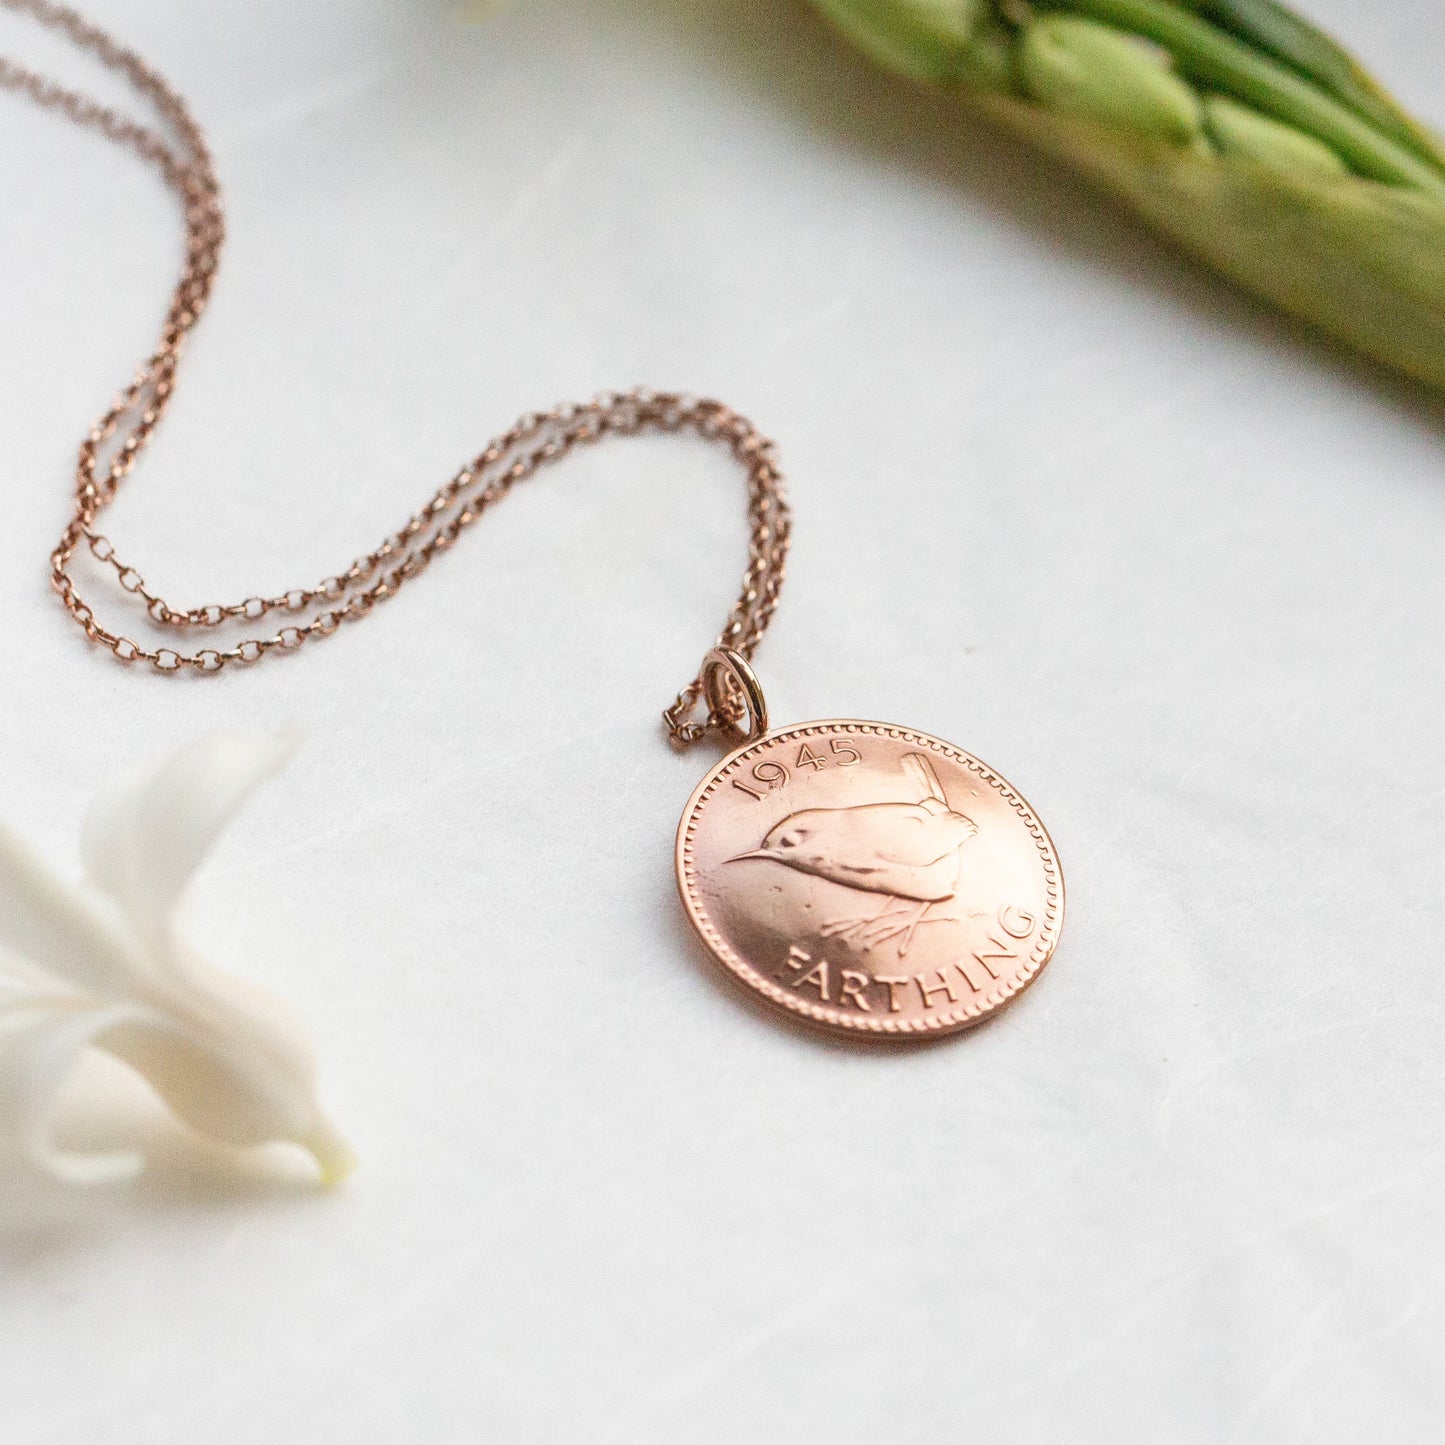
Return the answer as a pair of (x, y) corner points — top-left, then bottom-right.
(2, 1), (1443, 1439)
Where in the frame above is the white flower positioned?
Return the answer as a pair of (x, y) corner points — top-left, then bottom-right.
(0, 732), (354, 1186)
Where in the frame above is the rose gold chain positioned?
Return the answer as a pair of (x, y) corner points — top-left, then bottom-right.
(1, 0), (791, 748)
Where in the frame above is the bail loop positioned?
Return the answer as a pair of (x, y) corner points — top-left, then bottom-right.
(663, 647), (770, 749)
(700, 647), (769, 745)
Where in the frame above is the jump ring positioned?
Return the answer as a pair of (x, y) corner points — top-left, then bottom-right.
(700, 646), (769, 744)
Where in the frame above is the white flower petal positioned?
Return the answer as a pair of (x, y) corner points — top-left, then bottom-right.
(0, 998), (146, 1183)
(0, 730), (352, 1188)
(0, 946), (66, 1000)
(105, 938), (356, 1182)
(82, 730), (300, 950)
(101, 1008), (314, 1147)
(302, 1112), (359, 1186)
(0, 824), (143, 995)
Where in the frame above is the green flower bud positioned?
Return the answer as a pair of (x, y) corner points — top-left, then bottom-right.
(809, 0), (983, 82)
(1017, 16), (1204, 148)
(1203, 94), (1347, 177)
(1175, 0), (1444, 170)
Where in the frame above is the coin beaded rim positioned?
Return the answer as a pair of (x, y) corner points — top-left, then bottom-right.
(675, 720), (1064, 1036)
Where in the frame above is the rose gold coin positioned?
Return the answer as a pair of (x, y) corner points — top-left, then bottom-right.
(676, 720), (1063, 1037)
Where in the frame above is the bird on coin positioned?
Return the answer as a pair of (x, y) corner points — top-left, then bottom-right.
(727, 752), (978, 958)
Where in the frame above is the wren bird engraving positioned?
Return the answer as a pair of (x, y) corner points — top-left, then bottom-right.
(728, 753), (978, 957)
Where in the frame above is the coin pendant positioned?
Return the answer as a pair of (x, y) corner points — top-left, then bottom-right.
(675, 720), (1063, 1037)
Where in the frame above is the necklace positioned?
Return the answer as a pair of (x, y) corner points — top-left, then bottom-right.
(4, 0), (1063, 1038)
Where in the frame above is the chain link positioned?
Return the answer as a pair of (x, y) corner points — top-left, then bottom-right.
(2, 0), (791, 747)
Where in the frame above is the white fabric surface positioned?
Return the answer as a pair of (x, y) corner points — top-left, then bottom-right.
(2, 1), (1443, 1439)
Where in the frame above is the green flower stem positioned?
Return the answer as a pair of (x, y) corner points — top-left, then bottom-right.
(1047, 0), (1445, 194)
